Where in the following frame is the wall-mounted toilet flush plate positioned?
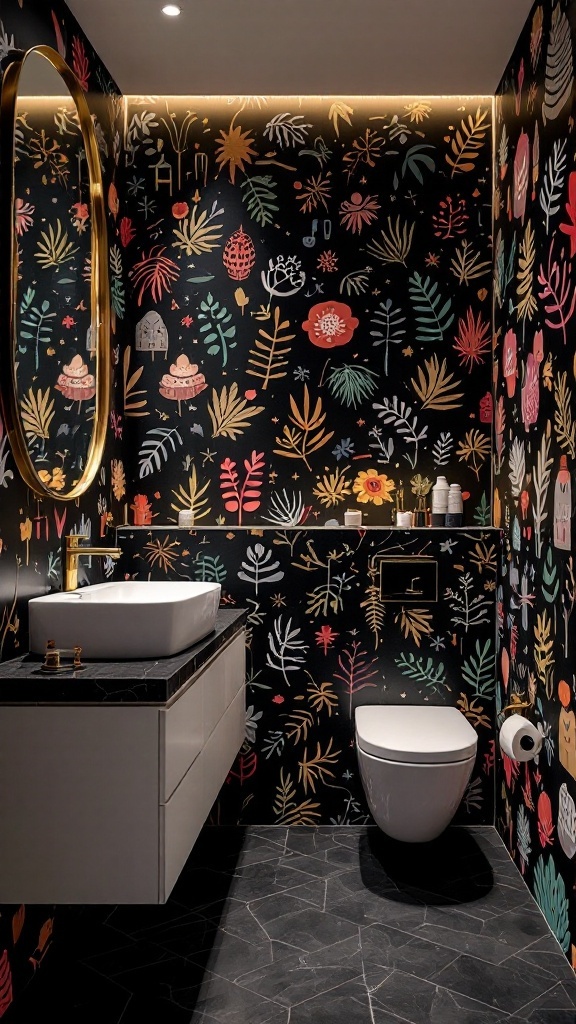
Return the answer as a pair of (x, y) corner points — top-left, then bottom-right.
(373, 556), (438, 603)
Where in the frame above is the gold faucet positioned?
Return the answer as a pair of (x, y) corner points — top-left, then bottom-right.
(64, 534), (122, 592)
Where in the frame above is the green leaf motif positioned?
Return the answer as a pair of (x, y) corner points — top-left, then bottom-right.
(533, 855), (570, 952)
(197, 293), (237, 367)
(409, 272), (454, 344)
(461, 639), (494, 698)
(542, 546), (560, 603)
(401, 143), (436, 183)
(193, 553), (227, 583)
(473, 493), (491, 526)
(326, 365), (378, 409)
(241, 175), (279, 227)
(394, 652), (447, 692)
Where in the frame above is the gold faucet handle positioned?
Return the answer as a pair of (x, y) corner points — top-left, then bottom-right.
(65, 534), (90, 547)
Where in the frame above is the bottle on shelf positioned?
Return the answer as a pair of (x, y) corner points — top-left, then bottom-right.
(178, 508), (194, 528)
(445, 483), (463, 527)
(430, 475), (449, 527)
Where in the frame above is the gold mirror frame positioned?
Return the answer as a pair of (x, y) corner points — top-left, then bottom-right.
(0, 44), (110, 501)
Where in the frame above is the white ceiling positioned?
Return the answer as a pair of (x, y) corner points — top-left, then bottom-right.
(64, 0), (534, 96)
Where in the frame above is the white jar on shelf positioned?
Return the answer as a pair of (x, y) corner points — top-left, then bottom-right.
(178, 509), (194, 528)
(445, 484), (463, 527)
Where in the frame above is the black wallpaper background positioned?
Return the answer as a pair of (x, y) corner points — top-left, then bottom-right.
(494, 0), (576, 967)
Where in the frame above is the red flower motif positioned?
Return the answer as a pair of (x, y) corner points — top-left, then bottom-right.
(560, 171), (576, 257)
(272, 695), (285, 704)
(302, 301), (358, 349)
(315, 624), (339, 654)
(181, 315), (194, 327)
(119, 216), (136, 247)
(479, 391), (493, 423)
(537, 790), (554, 847)
(62, 316), (76, 329)
(172, 202), (189, 220)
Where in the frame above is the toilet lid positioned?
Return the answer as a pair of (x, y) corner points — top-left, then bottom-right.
(355, 705), (477, 764)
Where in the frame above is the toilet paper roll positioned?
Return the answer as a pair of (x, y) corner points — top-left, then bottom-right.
(499, 714), (542, 762)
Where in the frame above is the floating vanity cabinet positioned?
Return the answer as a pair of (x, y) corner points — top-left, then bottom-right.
(0, 611), (246, 904)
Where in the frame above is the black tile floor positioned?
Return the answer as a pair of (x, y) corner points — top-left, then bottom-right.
(8, 825), (576, 1023)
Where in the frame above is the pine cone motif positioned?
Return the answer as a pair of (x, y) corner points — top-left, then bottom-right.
(222, 226), (255, 281)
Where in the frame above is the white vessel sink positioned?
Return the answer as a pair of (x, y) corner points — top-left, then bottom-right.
(29, 581), (221, 660)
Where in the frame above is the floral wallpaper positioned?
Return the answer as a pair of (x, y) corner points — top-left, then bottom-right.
(119, 526), (497, 828)
(494, 0), (576, 968)
(120, 95), (494, 529)
(14, 94), (97, 490)
(11, 0), (576, 1007)
(0, 0), (123, 1014)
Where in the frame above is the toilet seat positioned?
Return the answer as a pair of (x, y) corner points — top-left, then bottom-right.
(355, 705), (477, 764)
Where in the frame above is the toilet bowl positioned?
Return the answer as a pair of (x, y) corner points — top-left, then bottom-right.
(355, 705), (478, 843)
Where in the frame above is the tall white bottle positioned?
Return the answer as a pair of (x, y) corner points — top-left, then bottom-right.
(430, 476), (449, 526)
(445, 483), (463, 527)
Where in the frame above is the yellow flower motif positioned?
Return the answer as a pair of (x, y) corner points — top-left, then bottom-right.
(39, 468), (66, 491)
(353, 469), (395, 505)
(111, 459), (126, 501)
(215, 123), (257, 185)
(50, 468), (66, 491)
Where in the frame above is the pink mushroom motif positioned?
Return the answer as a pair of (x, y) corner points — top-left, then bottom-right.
(159, 354), (207, 416)
(55, 353), (96, 410)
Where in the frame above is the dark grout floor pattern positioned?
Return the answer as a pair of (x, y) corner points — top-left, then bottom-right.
(7, 825), (576, 1023)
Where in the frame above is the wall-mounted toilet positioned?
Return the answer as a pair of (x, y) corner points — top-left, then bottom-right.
(355, 705), (478, 843)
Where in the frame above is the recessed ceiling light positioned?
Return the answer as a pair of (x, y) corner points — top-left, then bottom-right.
(162, 4), (181, 15)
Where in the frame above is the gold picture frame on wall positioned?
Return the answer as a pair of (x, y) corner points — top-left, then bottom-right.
(0, 44), (111, 501)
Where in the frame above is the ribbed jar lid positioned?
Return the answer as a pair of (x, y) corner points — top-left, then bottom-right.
(355, 705), (477, 764)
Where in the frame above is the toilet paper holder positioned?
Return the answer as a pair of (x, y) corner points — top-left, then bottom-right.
(501, 694), (532, 716)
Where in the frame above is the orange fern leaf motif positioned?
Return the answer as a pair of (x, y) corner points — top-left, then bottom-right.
(559, 171), (576, 257)
(503, 752), (520, 790)
(0, 950), (13, 1018)
(29, 917), (54, 970)
(227, 743), (258, 785)
(11, 906), (25, 946)
(119, 217), (137, 248)
(334, 641), (378, 715)
(131, 246), (180, 306)
(453, 308), (491, 369)
(220, 451), (265, 525)
(71, 36), (90, 90)
(50, 10), (66, 57)
(432, 196), (468, 239)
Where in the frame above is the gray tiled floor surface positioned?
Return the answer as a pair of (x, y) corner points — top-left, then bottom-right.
(9, 825), (576, 1023)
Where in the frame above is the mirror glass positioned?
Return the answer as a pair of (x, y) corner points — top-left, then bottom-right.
(0, 45), (110, 500)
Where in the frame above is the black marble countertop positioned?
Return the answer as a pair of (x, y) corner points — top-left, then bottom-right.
(0, 609), (247, 705)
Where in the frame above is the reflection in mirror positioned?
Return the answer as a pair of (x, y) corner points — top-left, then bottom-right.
(0, 45), (110, 501)
(15, 53), (94, 494)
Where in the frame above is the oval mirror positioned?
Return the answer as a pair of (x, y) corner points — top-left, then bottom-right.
(0, 45), (110, 500)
